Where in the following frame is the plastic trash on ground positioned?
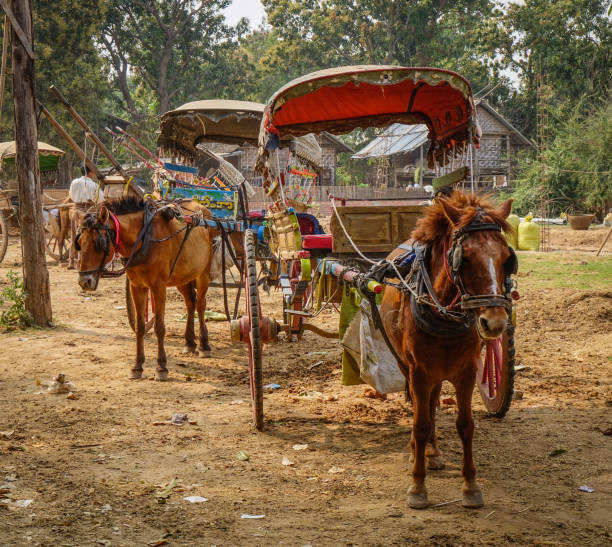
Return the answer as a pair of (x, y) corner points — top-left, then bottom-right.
(47, 374), (76, 394)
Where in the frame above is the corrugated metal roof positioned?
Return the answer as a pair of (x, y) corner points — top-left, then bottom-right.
(351, 123), (428, 159)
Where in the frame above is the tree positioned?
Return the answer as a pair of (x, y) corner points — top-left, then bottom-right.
(500, 0), (612, 138)
(508, 98), (612, 218)
(101, 0), (247, 118)
(260, 0), (510, 101)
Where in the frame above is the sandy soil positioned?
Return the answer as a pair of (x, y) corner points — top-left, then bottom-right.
(0, 227), (610, 546)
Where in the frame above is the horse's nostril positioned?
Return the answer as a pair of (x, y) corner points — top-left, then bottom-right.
(479, 317), (489, 331)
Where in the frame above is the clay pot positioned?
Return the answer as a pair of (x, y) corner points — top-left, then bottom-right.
(567, 214), (595, 230)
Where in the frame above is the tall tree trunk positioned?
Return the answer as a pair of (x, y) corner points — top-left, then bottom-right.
(11, 0), (52, 326)
(157, 45), (172, 114)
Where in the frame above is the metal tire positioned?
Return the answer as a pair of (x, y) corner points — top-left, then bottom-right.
(245, 229), (264, 430)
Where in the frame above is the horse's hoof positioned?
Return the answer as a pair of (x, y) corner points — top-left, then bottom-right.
(462, 487), (484, 509)
(182, 346), (197, 354)
(198, 349), (211, 358)
(129, 370), (143, 380)
(427, 455), (446, 470)
(408, 490), (429, 509)
(155, 370), (169, 382)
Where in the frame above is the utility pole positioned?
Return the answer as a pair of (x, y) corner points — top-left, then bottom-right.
(7, 0), (52, 325)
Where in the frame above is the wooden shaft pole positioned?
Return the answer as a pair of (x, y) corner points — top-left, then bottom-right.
(49, 85), (128, 180)
(595, 226), (612, 257)
(0, 15), (9, 121)
(105, 127), (155, 170)
(36, 100), (105, 181)
(10, 0), (52, 326)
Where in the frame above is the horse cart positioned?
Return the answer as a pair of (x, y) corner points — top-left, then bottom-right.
(221, 66), (519, 431)
(0, 140), (69, 263)
(76, 68), (518, 509)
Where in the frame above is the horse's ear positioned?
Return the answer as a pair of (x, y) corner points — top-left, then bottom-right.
(98, 206), (109, 224)
(495, 198), (513, 220)
(438, 197), (461, 228)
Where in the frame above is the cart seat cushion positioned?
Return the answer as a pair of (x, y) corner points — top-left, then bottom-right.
(296, 213), (325, 235)
(302, 234), (333, 250)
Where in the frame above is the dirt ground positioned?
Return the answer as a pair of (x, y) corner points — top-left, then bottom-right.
(0, 225), (610, 546)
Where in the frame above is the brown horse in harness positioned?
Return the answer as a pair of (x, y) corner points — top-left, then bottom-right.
(380, 192), (515, 509)
(77, 196), (215, 381)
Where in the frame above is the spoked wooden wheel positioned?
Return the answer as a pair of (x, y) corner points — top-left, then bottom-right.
(0, 212), (7, 263)
(245, 229), (264, 430)
(477, 323), (515, 417)
(125, 277), (155, 333)
(44, 225), (68, 262)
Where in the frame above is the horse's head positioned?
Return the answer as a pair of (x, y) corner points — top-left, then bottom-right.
(77, 206), (117, 291)
(439, 196), (516, 340)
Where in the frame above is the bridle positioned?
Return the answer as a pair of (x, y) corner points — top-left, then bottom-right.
(444, 207), (517, 315)
(76, 212), (122, 278)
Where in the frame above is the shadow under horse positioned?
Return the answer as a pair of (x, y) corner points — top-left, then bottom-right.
(76, 196), (215, 381)
(380, 191), (516, 509)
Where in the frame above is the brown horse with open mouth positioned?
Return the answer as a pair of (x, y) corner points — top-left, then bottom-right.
(380, 191), (516, 509)
(77, 196), (215, 381)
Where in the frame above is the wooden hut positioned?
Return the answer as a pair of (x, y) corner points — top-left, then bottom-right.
(352, 99), (534, 189)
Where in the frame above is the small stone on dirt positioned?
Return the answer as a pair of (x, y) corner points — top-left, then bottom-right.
(281, 456), (294, 466)
(292, 444), (308, 451)
(442, 397), (457, 405)
(513, 390), (524, 400)
(328, 466), (345, 474)
(170, 413), (188, 425)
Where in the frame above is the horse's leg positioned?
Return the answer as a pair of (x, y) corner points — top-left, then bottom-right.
(408, 374), (432, 509)
(454, 369), (484, 508)
(177, 282), (197, 354)
(151, 285), (169, 381)
(129, 283), (147, 379)
(426, 382), (445, 470)
(195, 273), (211, 357)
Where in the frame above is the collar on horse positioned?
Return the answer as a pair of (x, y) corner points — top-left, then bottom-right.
(79, 201), (185, 278)
(408, 207), (516, 337)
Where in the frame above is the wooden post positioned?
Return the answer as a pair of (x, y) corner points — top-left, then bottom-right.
(595, 226), (612, 256)
(10, 0), (52, 325)
(0, 15), (9, 120)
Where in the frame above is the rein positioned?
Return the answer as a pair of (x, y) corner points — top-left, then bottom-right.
(79, 203), (192, 279)
(371, 209), (514, 338)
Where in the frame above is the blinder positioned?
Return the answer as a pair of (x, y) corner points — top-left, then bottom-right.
(505, 247), (518, 275)
(77, 214), (117, 277)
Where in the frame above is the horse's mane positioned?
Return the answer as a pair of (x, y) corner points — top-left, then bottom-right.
(411, 191), (511, 245)
(101, 196), (175, 221)
(103, 195), (145, 215)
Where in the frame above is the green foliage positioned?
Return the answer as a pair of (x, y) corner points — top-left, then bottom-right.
(101, 0), (246, 117)
(335, 164), (351, 186)
(508, 98), (612, 218)
(500, 0), (612, 138)
(259, 0), (510, 101)
(0, 271), (33, 330)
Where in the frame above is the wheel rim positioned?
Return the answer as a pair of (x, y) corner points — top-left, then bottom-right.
(476, 325), (515, 418)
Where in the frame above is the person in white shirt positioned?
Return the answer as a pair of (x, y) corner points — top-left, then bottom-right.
(68, 164), (100, 269)
(69, 164), (100, 204)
